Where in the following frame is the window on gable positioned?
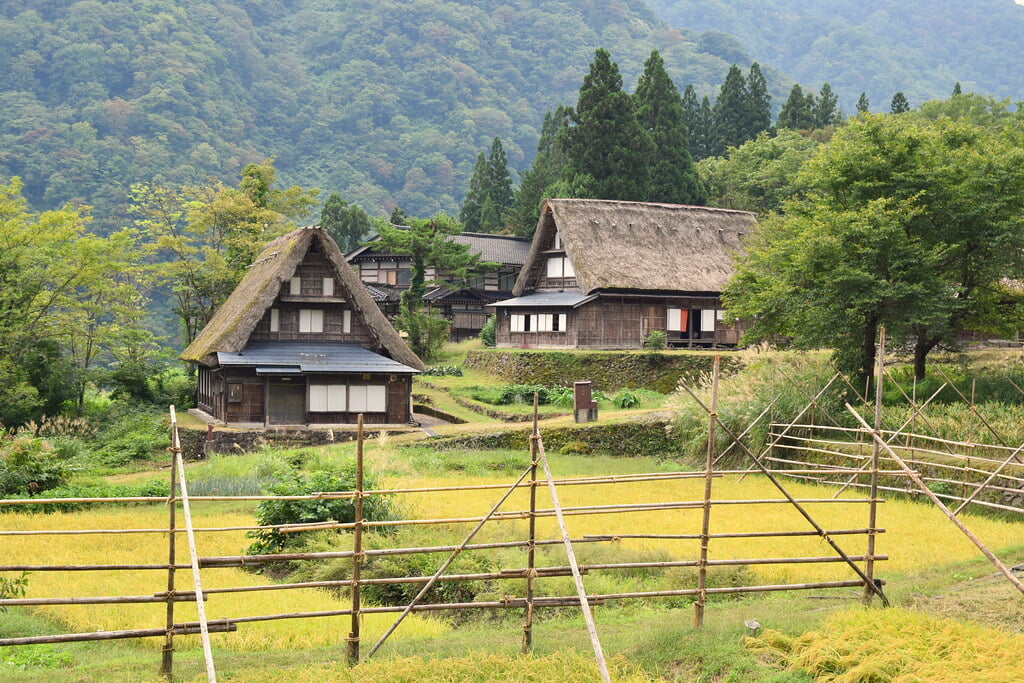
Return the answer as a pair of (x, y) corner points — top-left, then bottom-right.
(546, 256), (575, 278)
(343, 309), (352, 334)
(290, 276), (301, 296)
(323, 277), (334, 296)
(299, 309), (324, 333)
(270, 308), (280, 332)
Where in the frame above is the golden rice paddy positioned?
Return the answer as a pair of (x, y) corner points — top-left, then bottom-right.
(3, 466), (1022, 654)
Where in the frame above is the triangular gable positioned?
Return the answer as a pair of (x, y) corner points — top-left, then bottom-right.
(181, 227), (424, 371)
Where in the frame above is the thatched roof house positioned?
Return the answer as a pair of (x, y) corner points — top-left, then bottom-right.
(348, 230), (530, 341)
(182, 227), (423, 426)
(491, 199), (756, 349)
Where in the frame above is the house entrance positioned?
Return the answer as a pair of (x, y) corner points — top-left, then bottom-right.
(267, 381), (306, 425)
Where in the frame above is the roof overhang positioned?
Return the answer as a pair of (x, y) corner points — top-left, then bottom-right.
(487, 290), (597, 309)
(217, 342), (420, 375)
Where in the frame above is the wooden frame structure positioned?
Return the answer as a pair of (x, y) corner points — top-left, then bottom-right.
(0, 364), (899, 681)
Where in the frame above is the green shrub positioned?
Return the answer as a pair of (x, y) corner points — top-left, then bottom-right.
(246, 467), (397, 555)
(479, 314), (497, 348)
(643, 330), (667, 349)
(0, 571), (29, 611)
(1, 644), (72, 670)
(361, 551), (493, 606)
(612, 389), (641, 409)
(149, 366), (196, 409)
(0, 435), (68, 497)
(90, 411), (167, 466)
(558, 440), (591, 455)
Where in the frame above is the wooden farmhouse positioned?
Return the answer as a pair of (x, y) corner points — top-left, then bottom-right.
(347, 230), (530, 340)
(180, 227), (424, 426)
(489, 199), (756, 349)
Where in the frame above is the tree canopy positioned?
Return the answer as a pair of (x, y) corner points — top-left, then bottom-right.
(725, 111), (1024, 386)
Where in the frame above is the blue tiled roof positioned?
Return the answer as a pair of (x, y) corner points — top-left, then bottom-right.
(487, 290), (596, 308)
(216, 342), (420, 374)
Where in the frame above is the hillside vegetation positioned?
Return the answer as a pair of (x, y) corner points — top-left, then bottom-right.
(0, 0), (788, 229)
(646, 0), (1024, 111)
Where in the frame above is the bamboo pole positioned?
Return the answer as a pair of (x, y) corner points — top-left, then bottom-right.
(347, 415), (364, 665)
(536, 434), (611, 683)
(0, 622), (237, 647)
(170, 407), (217, 682)
(676, 383), (890, 605)
(695, 355), (719, 627)
(865, 327), (884, 603)
(366, 462), (537, 658)
(162, 421), (178, 679)
(522, 394), (539, 653)
(953, 439), (1024, 514)
(845, 403), (1024, 596)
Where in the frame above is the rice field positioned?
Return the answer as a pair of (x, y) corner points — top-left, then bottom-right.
(388, 469), (1024, 585)
(748, 608), (1024, 682)
(0, 507), (447, 652)
(3, 460), (1023, 657)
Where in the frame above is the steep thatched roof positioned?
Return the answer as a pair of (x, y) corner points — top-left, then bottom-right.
(181, 227), (424, 370)
(513, 199), (757, 297)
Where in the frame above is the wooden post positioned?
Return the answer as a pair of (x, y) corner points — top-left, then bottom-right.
(161, 417), (178, 679)
(965, 379), (976, 501)
(865, 328), (884, 603)
(348, 415), (365, 665)
(522, 394), (539, 653)
(695, 356), (719, 627)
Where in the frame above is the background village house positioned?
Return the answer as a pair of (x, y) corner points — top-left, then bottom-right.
(347, 230), (530, 340)
(181, 227), (424, 426)
(490, 199), (756, 349)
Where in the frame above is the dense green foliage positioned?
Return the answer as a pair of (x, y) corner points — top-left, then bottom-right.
(320, 193), (371, 253)
(646, 0), (1024, 112)
(247, 466), (395, 554)
(0, 0), (768, 227)
(725, 109), (1024, 385)
(459, 138), (514, 232)
(0, 435), (69, 497)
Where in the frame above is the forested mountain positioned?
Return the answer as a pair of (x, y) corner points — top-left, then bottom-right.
(645, 0), (1024, 112)
(0, 0), (789, 228)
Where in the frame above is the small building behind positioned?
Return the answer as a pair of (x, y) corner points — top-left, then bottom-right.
(490, 199), (756, 349)
(348, 230), (531, 340)
(181, 227), (424, 426)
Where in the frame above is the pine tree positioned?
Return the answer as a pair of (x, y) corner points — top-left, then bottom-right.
(681, 84), (700, 156)
(952, 82), (963, 96)
(389, 206), (408, 226)
(560, 48), (653, 201)
(509, 106), (570, 237)
(777, 84), (814, 129)
(692, 95), (716, 161)
(856, 92), (870, 115)
(711, 64), (748, 155)
(459, 152), (487, 231)
(486, 138), (514, 228)
(479, 196), (500, 232)
(632, 50), (705, 205)
(745, 62), (772, 139)
(890, 91), (910, 114)
(813, 82), (839, 127)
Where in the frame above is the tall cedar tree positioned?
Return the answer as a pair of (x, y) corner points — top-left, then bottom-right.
(745, 62), (772, 139)
(693, 95), (717, 160)
(711, 64), (749, 156)
(777, 84), (815, 129)
(632, 50), (705, 205)
(486, 138), (514, 227)
(856, 92), (870, 114)
(681, 84), (701, 158)
(320, 193), (370, 253)
(952, 82), (963, 96)
(813, 82), (839, 127)
(560, 48), (653, 201)
(509, 106), (570, 237)
(459, 152), (488, 231)
(891, 92), (910, 113)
